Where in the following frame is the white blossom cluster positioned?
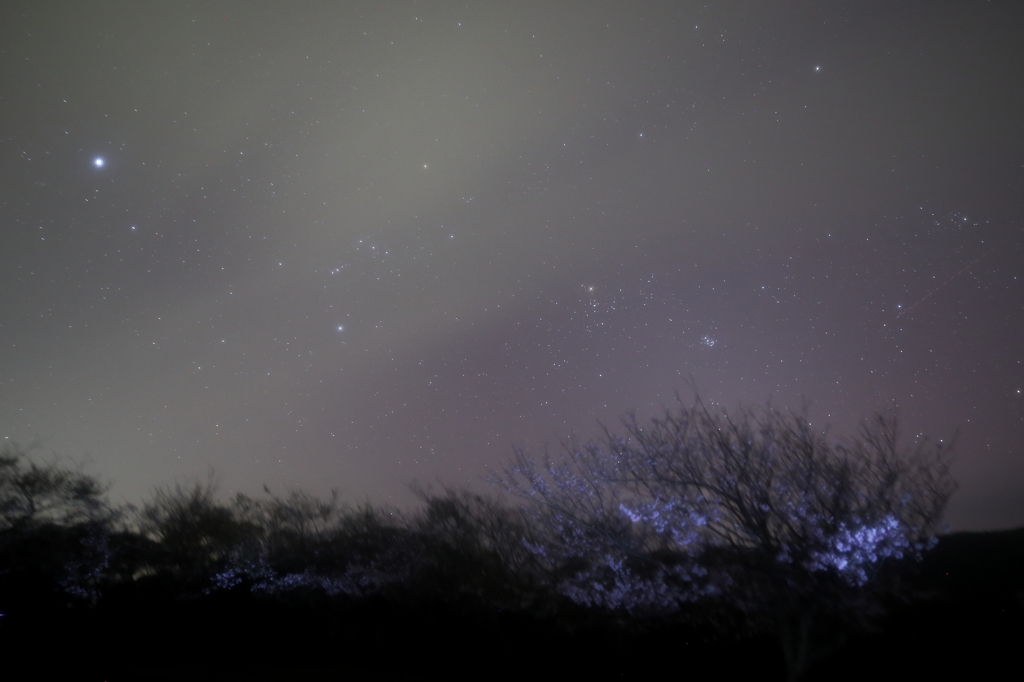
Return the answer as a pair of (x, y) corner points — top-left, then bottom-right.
(507, 463), (718, 611)
(805, 515), (936, 586)
(208, 555), (402, 597)
(557, 553), (715, 613)
(618, 499), (709, 547)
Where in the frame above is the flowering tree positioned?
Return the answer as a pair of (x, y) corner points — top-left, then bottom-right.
(493, 397), (956, 680)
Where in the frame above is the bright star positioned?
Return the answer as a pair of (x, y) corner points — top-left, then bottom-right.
(94, 157), (104, 167)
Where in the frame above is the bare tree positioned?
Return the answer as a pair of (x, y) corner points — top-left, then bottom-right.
(135, 475), (257, 586)
(411, 486), (554, 607)
(0, 443), (108, 532)
(204, 486), (414, 599)
(493, 396), (956, 681)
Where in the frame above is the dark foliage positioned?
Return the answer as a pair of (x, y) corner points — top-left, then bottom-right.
(0, 439), (1018, 680)
(0, 444), (114, 602)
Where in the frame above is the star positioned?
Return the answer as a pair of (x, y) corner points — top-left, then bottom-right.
(94, 157), (104, 167)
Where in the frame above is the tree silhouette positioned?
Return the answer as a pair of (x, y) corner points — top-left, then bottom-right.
(0, 444), (108, 532)
(135, 476), (258, 588)
(0, 443), (113, 601)
(411, 486), (552, 609)
(493, 396), (956, 681)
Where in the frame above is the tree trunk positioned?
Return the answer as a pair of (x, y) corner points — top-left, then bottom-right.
(779, 611), (812, 682)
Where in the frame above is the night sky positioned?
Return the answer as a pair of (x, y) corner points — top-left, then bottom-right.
(2, 1), (1022, 530)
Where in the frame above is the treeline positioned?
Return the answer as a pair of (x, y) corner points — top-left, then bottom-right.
(0, 450), (554, 609)
(1, 420), (1022, 680)
(0, 447), (682, 677)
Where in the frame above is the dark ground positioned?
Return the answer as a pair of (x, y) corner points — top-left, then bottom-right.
(2, 528), (1021, 681)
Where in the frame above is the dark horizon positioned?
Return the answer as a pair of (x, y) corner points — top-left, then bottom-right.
(2, 1), (1022, 531)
